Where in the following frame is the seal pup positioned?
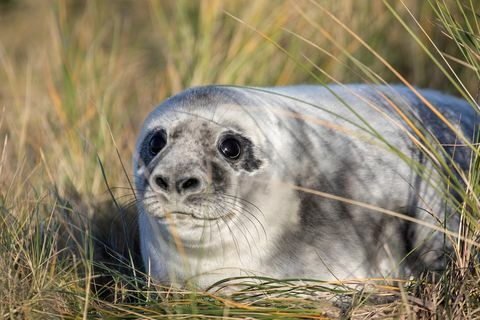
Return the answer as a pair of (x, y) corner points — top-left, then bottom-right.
(133, 84), (476, 289)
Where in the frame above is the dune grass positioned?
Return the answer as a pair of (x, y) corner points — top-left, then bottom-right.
(0, 0), (479, 318)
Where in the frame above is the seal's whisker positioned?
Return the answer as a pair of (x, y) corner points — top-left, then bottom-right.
(221, 215), (242, 261)
(198, 216), (211, 247)
(226, 211), (257, 257)
(202, 200), (228, 255)
(115, 193), (138, 202)
(215, 219), (226, 259)
(200, 197), (258, 257)
(215, 197), (263, 245)
(204, 194), (266, 241)
(108, 186), (148, 192)
(215, 201), (255, 257)
(203, 199), (244, 260)
(218, 214), (246, 261)
(197, 195), (242, 251)
(225, 197), (266, 240)
(210, 190), (268, 226)
(120, 198), (142, 211)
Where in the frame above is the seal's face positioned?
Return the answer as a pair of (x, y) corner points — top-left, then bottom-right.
(134, 96), (268, 247)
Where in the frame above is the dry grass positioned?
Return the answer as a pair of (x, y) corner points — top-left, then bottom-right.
(0, 0), (479, 318)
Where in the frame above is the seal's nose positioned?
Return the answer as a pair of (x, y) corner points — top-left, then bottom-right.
(150, 174), (202, 196)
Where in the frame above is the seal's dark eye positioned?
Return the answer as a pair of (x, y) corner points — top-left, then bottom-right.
(149, 132), (166, 156)
(219, 137), (241, 160)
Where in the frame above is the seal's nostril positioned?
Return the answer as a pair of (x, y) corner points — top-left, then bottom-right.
(182, 178), (199, 190)
(177, 177), (200, 194)
(154, 176), (169, 191)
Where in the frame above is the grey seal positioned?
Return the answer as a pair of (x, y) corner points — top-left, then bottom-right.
(133, 84), (476, 289)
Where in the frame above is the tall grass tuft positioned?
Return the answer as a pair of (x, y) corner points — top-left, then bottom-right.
(391, 0), (480, 317)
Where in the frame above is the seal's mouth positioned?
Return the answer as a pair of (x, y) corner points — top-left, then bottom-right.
(157, 211), (232, 221)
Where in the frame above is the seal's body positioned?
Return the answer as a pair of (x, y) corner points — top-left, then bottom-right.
(134, 85), (475, 288)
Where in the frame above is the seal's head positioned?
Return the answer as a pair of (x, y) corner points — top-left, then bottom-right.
(133, 86), (284, 249)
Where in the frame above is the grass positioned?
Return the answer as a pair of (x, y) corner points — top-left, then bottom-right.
(0, 0), (479, 318)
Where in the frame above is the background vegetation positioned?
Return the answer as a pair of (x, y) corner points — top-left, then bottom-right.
(0, 0), (478, 318)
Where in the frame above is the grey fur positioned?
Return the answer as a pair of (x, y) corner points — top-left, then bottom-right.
(134, 84), (477, 288)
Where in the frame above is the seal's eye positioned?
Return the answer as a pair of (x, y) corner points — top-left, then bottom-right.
(219, 137), (241, 160)
(149, 131), (166, 156)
